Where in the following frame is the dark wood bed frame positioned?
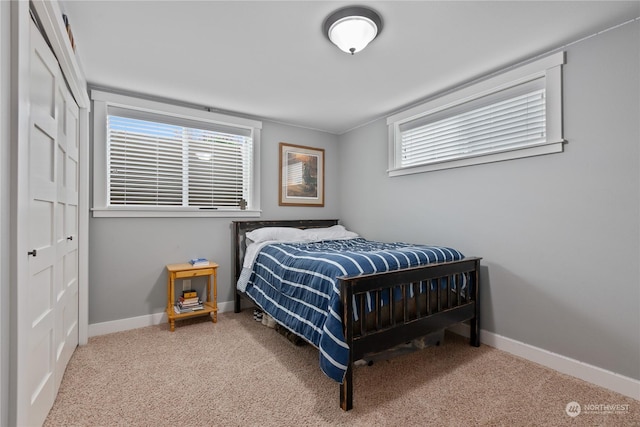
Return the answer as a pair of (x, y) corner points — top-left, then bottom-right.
(233, 219), (481, 410)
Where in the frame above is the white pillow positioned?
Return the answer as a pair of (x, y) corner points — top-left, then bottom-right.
(245, 227), (309, 243)
(304, 225), (359, 241)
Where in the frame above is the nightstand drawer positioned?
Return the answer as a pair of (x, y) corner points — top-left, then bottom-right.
(174, 268), (215, 279)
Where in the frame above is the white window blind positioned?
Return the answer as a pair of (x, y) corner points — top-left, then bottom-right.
(387, 51), (565, 176)
(92, 90), (261, 217)
(107, 113), (252, 208)
(400, 83), (546, 167)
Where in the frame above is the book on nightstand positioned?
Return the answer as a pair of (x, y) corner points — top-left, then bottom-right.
(189, 258), (209, 267)
(174, 305), (203, 314)
(174, 288), (204, 313)
(182, 290), (198, 299)
(179, 296), (200, 306)
(174, 300), (204, 314)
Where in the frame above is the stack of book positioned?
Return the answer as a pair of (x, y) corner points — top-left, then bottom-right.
(174, 290), (204, 314)
(189, 258), (209, 267)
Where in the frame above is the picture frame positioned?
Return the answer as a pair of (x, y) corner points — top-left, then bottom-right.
(279, 142), (324, 207)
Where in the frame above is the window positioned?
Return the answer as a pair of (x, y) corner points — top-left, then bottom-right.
(92, 91), (262, 217)
(387, 52), (565, 176)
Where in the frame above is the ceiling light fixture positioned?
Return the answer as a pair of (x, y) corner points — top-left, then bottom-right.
(323, 6), (383, 55)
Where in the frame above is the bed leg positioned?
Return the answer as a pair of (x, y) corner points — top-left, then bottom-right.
(340, 364), (353, 411)
(470, 316), (480, 347)
(470, 259), (481, 347)
(234, 291), (241, 313)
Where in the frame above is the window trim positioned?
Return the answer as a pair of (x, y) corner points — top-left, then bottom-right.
(387, 51), (566, 176)
(91, 90), (262, 218)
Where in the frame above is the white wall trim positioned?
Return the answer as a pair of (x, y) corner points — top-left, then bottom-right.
(88, 300), (238, 337)
(448, 324), (640, 401)
(30, 1), (89, 109)
(0, 3), (8, 426)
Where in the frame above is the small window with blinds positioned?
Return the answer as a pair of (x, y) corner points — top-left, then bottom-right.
(387, 52), (565, 176)
(92, 90), (262, 217)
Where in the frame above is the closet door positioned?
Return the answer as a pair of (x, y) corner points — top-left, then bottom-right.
(17, 20), (79, 426)
(54, 75), (80, 389)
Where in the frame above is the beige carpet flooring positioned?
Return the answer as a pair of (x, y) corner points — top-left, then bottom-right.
(45, 310), (639, 426)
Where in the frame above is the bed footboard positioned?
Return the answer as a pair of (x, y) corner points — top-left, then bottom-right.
(339, 257), (481, 411)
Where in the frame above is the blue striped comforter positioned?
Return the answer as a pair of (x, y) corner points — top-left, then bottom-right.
(241, 238), (464, 383)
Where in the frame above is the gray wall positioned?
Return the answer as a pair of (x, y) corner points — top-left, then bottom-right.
(0, 1), (9, 424)
(338, 21), (639, 380)
(88, 120), (339, 324)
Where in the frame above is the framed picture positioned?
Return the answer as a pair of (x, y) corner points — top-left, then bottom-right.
(279, 142), (324, 207)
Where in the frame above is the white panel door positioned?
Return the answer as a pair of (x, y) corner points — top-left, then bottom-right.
(54, 75), (80, 389)
(17, 21), (79, 426)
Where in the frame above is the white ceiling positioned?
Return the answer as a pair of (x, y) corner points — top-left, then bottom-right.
(61, 1), (639, 134)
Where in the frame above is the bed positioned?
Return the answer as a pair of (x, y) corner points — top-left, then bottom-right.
(233, 219), (481, 410)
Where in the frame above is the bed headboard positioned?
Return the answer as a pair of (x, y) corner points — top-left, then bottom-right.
(233, 219), (339, 281)
(232, 219), (339, 311)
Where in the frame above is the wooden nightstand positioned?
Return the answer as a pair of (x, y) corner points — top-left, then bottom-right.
(166, 262), (219, 332)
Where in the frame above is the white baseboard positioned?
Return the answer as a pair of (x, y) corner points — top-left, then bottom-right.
(448, 323), (640, 401)
(87, 300), (238, 337)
